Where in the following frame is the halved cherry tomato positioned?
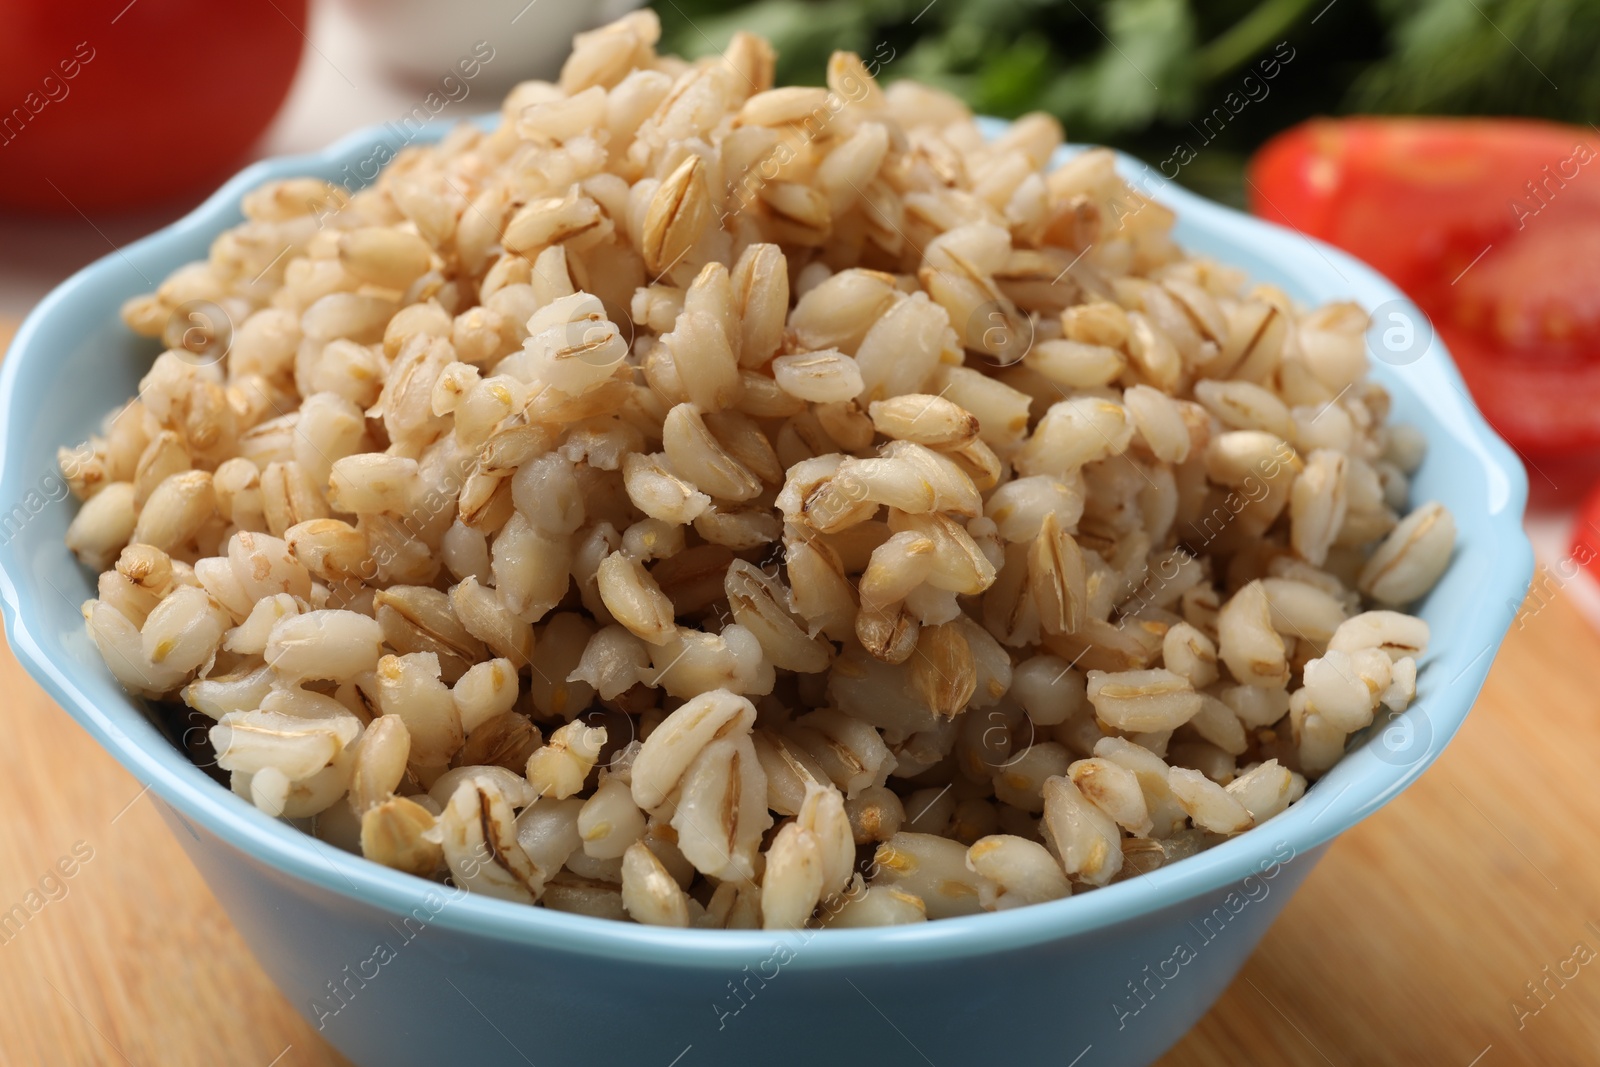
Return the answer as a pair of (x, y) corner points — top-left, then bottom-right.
(0, 0), (306, 213)
(1249, 118), (1600, 457)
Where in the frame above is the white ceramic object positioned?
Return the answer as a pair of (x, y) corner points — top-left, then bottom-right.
(334, 0), (647, 89)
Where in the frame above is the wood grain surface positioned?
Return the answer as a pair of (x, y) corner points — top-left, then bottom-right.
(1, 317), (1595, 1067)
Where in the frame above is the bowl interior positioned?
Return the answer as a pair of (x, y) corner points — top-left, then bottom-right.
(0, 118), (1534, 966)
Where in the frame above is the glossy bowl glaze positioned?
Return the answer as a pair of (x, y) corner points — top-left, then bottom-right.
(0, 117), (1533, 1067)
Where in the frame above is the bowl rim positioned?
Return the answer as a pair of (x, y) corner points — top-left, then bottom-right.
(0, 116), (1534, 969)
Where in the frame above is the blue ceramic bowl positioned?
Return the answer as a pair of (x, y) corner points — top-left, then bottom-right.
(0, 118), (1532, 1067)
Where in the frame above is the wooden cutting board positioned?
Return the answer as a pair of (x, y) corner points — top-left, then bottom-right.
(1, 314), (1596, 1067)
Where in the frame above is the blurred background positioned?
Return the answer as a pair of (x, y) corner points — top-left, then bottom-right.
(1, 1), (1595, 266)
(6, 0), (1599, 557)
(656, 0), (1600, 204)
(6, 0), (1599, 299)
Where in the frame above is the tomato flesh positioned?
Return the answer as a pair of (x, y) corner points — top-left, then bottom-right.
(1571, 482), (1600, 579)
(1249, 118), (1600, 456)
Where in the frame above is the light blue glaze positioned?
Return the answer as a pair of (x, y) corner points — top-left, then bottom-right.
(0, 117), (1533, 1066)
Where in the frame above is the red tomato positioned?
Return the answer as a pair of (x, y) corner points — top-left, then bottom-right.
(1570, 481), (1600, 579)
(1249, 118), (1600, 457)
(0, 0), (306, 213)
